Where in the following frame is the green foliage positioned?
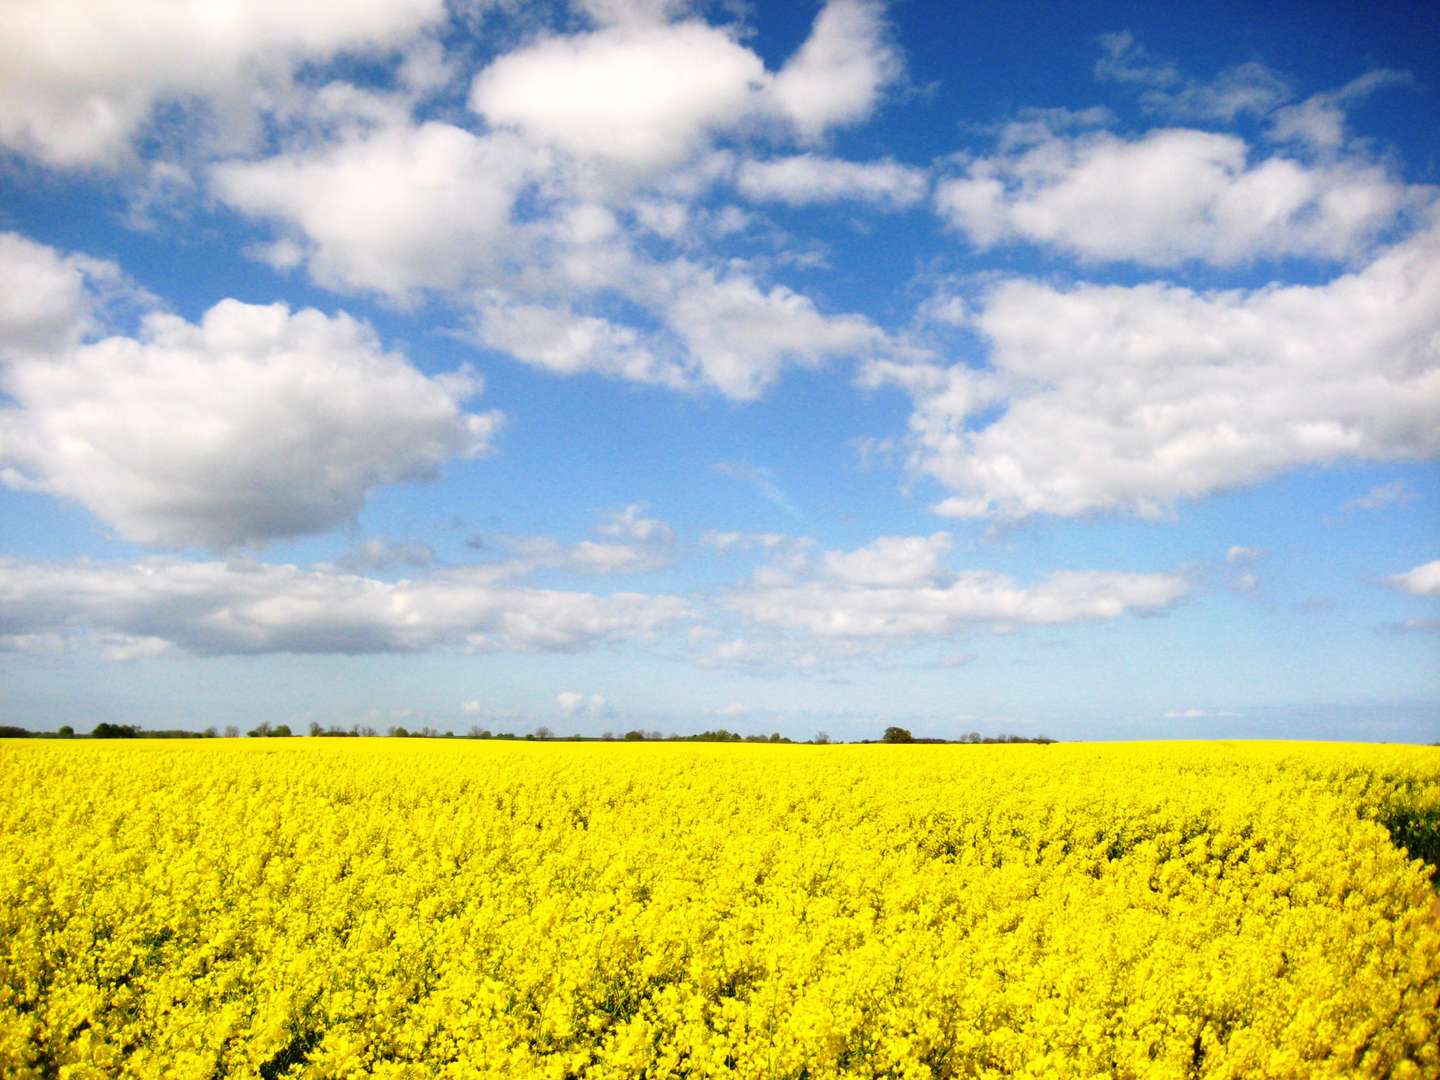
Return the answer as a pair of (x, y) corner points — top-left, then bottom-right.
(92, 722), (141, 739)
(1381, 804), (1440, 883)
(882, 726), (915, 744)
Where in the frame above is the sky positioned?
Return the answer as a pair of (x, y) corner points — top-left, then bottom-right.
(1, 0), (1437, 743)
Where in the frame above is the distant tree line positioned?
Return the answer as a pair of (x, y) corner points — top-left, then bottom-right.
(0, 722), (1054, 744)
(874, 726), (1055, 745)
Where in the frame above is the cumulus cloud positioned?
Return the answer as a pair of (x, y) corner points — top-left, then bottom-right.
(219, 126), (888, 399)
(0, 0), (446, 168)
(170, 3), (904, 405)
(1387, 561), (1440, 598)
(935, 125), (1414, 267)
(767, 0), (900, 140)
(0, 233), (148, 356)
(822, 533), (952, 588)
(736, 154), (927, 208)
(470, 20), (764, 172)
(0, 557), (691, 656)
(0, 298), (502, 548)
(470, 0), (897, 171)
(660, 265), (885, 399)
(213, 123), (543, 300)
(878, 218), (1440, 520)
(470, 296), (688, 389)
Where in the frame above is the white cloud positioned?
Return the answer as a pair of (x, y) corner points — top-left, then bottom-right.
(470, 517), (675, 579)
(699, 529), (794, 552)
(470, 20), (764, 172)
(694, 637), (827, 672)
(471, 297), (687, 389)
(713, 463), (808, 521)
(736, 154), (927, 208)
(469, 0), (897, 173)
(883, 218), (1440, 520)
(495, 536), (672, 576)
(767, 0), (900, 140)
(822, 533), (952, 588)
(0, 0), (446, 168)
(1341, 480), (1416, 513)
(1387, 561), (1440, 598)
(597, 504), (674, 545)
(0, 298), (502, 548)
(214, 123), (543, 300)
(557, 691), (607, 716)
(936, 125), (1414, 267)
(0, 557), (691, 656)
(661, 265), (885, 399)
(1224, 546), (1265, 593)
(336, 538), (437, 572)
(0, 233), (99, 355)
(576, 0), (690, 28)
(1268, 70), (1412, 154)
(1094, 32), (1290, 121)
(0, 233), (148, 356)
(729, 563), (1188, 639)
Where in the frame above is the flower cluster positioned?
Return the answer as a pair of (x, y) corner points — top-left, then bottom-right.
(2, 740), (1437, 1078)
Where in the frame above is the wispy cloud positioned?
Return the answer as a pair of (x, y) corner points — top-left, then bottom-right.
(713, 461), (806, 521)
(1341, 481), (1417, 514)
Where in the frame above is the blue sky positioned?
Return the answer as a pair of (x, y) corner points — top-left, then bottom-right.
(1, 0), (1437, 741)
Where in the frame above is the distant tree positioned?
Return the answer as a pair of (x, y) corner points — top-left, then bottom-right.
(57, 725), (74, 738)
(468, 726), (492, 739)
(92, 722), (140, 739)
(309, 722), (323, 737)
(813, 731), (831, 745)
(534, 725), (553, 741)
(247, 722), (272, 738)
(271, 724), (293, 738)
(389, 726), (410, 738)
(0, 725), (35, 738)
(624, 730), (646, 741)
(223, 725), (240, 738)
(202, 726), (217, 738)
(881, 726), (914, 744)
(769, 731), (783, 743)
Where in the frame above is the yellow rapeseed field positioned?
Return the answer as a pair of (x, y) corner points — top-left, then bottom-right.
(2, 739), (1437, 1079)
